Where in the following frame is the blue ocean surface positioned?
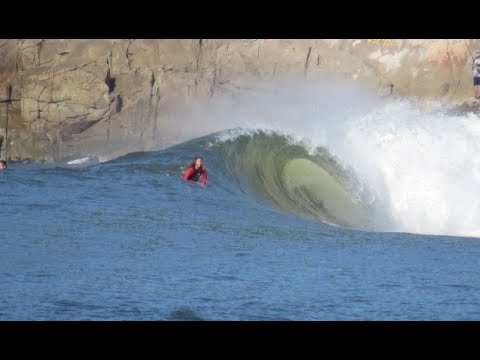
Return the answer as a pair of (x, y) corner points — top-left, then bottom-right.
(1, 129), (480, 320)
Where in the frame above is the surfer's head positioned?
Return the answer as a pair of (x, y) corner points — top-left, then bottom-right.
(0, 160), (6, 171)
(190, 156), (203, 170)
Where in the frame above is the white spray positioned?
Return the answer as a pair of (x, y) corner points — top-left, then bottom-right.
(178, 79), (480, 238)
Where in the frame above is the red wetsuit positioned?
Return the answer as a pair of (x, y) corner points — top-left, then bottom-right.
(183, 166), (208, 185)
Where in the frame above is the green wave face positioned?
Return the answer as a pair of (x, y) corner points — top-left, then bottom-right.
(217, 130), (375, 230)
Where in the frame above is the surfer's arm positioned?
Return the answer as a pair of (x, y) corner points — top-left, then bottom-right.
(183, 168), (194, 181)
(201, 167), (208, 184)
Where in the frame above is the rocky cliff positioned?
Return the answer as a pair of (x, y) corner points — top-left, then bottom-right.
(0, 39), (478, 162)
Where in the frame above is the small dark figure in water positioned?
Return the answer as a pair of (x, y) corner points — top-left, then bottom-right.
(0, 160), (6, 171)
(183, 156), (208, 185)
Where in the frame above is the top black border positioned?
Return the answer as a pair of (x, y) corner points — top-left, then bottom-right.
(2, 3), (478, 39)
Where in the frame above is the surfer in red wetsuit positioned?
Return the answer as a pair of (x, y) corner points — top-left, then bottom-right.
(183, 156), (208, 185)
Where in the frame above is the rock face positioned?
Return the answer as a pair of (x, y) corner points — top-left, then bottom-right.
(0, 39), (478, 162)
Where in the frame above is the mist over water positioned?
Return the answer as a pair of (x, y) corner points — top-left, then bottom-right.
(177, 80), (480, 237)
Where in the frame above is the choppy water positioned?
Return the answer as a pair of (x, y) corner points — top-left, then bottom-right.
(2, 89), (480, 320)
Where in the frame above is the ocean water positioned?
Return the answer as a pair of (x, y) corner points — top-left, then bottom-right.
(2, 86), (480, 320)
